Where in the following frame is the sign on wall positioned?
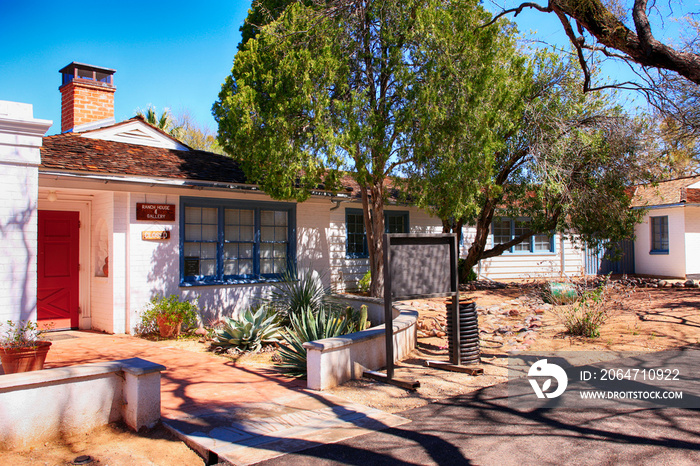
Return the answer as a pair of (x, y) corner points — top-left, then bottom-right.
(142, 230), (171, 240)
(136, 203), (175, 221)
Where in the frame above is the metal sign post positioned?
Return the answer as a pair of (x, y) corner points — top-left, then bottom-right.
(378, 234), (461, 386)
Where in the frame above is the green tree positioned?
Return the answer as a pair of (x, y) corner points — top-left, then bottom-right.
(214, 0), (515, 296)
(409, 54), (658, 271)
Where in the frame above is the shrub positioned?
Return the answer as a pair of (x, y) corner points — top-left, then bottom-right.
(458, 259), (477, 283)
(558, 283), (609, 338)
(212, 305), (282, 352)
(276, 305), (368, 377)
(0, 320), (46, 349)
(358, 270), (371, 293)
(137, 295), (199, 336)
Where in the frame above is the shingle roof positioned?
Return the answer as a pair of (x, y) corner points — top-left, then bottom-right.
(39, 129), (400, 200)
(630, 175), (700, 207)
(40, 132), (248, 184)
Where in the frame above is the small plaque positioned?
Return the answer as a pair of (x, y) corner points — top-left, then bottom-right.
(184, 258), (200, 276)
(136, 203), (175, 221)
(142, 230), (170, 240)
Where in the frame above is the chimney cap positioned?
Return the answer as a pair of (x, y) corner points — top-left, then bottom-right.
(59, 62), (116, 75)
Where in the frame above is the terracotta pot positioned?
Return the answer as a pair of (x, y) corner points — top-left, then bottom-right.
(156, 316), (182, 338)
(0, 341), (52, 374)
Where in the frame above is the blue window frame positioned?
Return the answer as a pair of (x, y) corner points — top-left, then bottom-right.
(650, 216), (669, 254)
(345, 209), (409, 258)
(180, 197), (296, 285)
(492, 217), (555, 254)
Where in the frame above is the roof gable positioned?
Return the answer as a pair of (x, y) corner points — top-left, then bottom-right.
(80, 118), (190, 151)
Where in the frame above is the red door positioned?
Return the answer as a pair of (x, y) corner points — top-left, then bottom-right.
(38, 211), (80, 330)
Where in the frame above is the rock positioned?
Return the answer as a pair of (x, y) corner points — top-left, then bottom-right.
(534, 308), (546, 315)
(685, 279), (698, 288)
(673, 282), (684, 288)
(508, 309), (520, 317)
(658, 280), (668, 287)
(529, 322), (542, 329)
(417, 330), (428, 338)
(195, 326), (208, 336)
(436, 331), (446, 338)
(497, 325), (512, 334)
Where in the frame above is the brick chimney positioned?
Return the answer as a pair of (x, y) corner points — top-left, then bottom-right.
(59, 62), (116, 133)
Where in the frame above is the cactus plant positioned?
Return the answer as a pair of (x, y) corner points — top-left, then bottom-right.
(212, 305), (282, 352)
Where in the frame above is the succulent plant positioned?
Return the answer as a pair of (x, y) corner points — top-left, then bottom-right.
(212, 305), (282, 352)
(276, 306), (350, 377)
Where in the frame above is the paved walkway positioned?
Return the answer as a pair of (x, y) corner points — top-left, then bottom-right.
(256, 350), (700, 466)
(43, 331), (408, 465)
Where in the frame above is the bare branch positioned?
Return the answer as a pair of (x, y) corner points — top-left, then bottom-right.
(479, 2), (551, 29)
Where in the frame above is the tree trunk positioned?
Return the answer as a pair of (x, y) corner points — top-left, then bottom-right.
(462, 200), (497, 272)
(441, 218), (464, 258)
(367, 182), (386, 297)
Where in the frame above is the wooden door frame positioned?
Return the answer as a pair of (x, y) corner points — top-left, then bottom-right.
(37, 197), (91, 329)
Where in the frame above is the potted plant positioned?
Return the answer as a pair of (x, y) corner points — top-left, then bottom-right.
(0, 320), (52, 374)
(139, 295), (199, 338)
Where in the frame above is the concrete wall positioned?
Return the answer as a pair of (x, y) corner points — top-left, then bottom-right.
(685, 206), (700, 275)
(634, 206), (686, 278)
(0, 101), (52, 323)
(304, 301), (418, 390)
(0, 357), (164, 449)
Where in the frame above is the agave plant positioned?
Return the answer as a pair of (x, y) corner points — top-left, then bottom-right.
(212, 305), (282, 352)
(268, 268), (337, 323)
(276, 306), (349, 377)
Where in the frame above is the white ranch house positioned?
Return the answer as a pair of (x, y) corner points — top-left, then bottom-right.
(0, 62), (588, 333)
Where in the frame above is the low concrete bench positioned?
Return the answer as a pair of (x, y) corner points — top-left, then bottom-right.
(0, 357), (165, 449)
(304, 301), (418, 390)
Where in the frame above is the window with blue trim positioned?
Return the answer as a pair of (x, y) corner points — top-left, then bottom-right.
(650, 216), (669, 254)
(181, 198), (295, 284)
(345, 209), (409, 258)
(492, 217), (554, 253)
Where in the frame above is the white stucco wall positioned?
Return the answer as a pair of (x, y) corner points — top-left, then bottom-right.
(91, 191), (115, 332)
(0, 101), (51, 323)
(684, 206), (700, 275)
(634, 206), (686, 278)
(122, 191), (336, 331)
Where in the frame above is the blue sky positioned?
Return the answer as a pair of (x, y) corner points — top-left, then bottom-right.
(2, 1), (686, 136)
(1, 1), (251, 135)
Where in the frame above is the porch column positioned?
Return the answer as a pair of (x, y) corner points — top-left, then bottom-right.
(0, 101), (52, 323)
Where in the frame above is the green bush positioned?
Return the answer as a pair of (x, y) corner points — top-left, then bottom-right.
(358, 270), (371, 293)
(558, 283), (609, 338)
(137, 295), (199, 335)
(212, 305), (281, 352)
(458, 259), (477, 283)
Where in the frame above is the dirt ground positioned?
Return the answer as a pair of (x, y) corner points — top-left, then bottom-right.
(6, 283), (700, 465)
